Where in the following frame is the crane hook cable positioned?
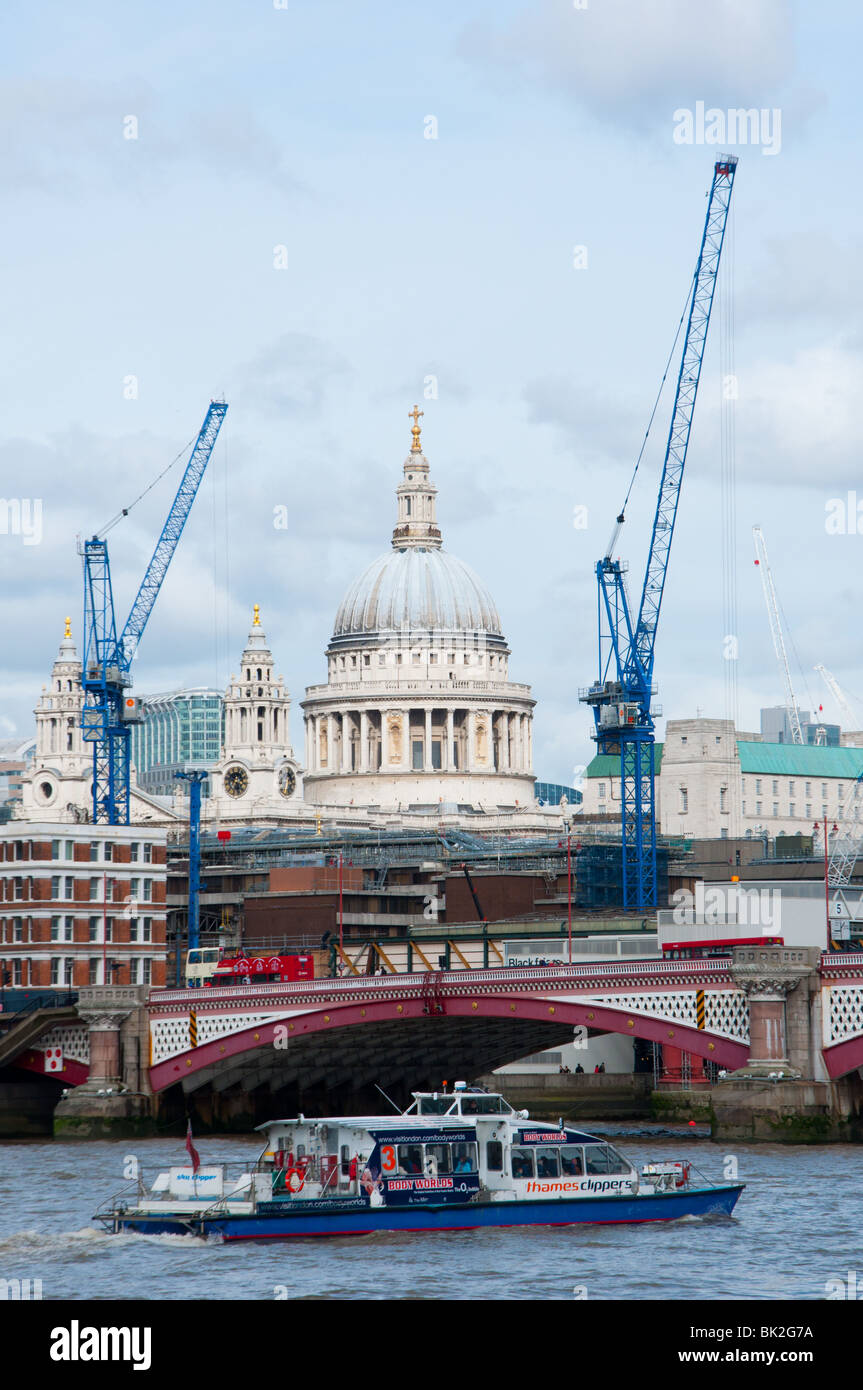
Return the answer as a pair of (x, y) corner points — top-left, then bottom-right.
(96, 432), (197, 539)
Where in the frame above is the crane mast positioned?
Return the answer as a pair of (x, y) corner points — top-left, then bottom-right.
(752, 525), (803, 745)
(581, 156), (737, 911)
(81, 401), (228, 824)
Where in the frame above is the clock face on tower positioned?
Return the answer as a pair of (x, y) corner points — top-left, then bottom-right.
(278, 764), (297, 797)
(224, 765), (249, 798)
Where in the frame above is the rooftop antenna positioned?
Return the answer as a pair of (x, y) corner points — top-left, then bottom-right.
(374, 1083), (402, 1114)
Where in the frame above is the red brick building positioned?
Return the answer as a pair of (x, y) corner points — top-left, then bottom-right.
(0, 824), (167, 991)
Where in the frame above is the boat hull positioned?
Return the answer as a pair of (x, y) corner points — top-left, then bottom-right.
(107, 1183), (744, 1240)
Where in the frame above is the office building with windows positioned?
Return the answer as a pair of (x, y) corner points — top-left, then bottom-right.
(760, 705), (841, 748)
(0, 824), (167, 990)
(582, 717), (863, 840)
(0, 738), (35, 812)
(130, 688), (224, 797)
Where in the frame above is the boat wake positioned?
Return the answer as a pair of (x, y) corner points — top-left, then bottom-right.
(672, 1211), (738, 1225)
(0, 1226), (208, 1256)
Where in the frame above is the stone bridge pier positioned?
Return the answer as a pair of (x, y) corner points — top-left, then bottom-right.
(53, 986), (156, 1138)
(729, 946), (819, 1080)
(713, 947), (863, 1142)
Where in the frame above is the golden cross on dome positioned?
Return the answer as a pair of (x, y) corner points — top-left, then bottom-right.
(409, 404), (424, 453)
(252, 603), (261, 627)
(64, 616), (71, 639)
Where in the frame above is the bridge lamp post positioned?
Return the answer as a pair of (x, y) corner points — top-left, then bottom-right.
(567, 831), (572, 966)
(816, 819), (841, 951)
(338, 851), (344, 971)
(102, 872), (114, 987)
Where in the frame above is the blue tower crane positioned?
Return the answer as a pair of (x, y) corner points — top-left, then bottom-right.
(80, 401), (228, 824)
(580, 157), (737, 911)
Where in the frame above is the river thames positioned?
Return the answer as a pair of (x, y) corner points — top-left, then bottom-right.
(1, 1129), (859, 1301)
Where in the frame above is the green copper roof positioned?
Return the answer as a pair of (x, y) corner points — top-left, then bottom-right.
(585, 745), (664, 778)
(585, 740), (863, 780)
(736, 741), (863, 776)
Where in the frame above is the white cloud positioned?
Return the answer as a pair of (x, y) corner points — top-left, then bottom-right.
(742, 235), (863, 330)
(233, 333), (352, 418)
(460, 0), (794, 130)
(522, 375), (644, 464)
(0, 76), (300, 196)
(732, 341), (863, 489)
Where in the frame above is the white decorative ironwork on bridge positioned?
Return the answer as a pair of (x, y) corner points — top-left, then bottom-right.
(147, 960), (752, 1065)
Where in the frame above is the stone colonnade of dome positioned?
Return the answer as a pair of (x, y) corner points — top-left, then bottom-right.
(301, 689), (535, 808)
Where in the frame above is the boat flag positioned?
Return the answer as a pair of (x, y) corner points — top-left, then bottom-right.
(186, 1119), (201, 1174)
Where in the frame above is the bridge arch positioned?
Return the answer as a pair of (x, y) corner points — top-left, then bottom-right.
(150, 991), (747, 1095)
(822, 1036), (863, 1079)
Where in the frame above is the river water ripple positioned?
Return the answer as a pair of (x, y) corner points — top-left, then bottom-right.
(0, 1132), (860, 1301)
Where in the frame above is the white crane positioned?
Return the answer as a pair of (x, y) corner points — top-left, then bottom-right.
(814, 663), (862, 731)
(752, 525), (804, 745)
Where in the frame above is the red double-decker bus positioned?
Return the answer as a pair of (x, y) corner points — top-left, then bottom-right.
(210, 954), (315, 986)
(662, 936), (783, 961)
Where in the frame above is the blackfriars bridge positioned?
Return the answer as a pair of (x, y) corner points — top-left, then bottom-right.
(5, 948), (863, 1138)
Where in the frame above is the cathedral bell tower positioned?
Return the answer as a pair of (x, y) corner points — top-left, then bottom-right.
(207, 606), (303, 817)
(20, 618), (91, 819)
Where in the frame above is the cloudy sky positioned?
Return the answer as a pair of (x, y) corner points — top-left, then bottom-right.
(2, 0), (861, 785)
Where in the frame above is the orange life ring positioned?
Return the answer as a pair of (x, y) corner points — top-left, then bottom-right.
(286, 1167), (305, 1193)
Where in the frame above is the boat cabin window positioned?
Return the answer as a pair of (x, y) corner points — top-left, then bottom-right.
(397, 1144), (424, 1175)
(416, 1094), (513, 1116)
(459, 1095), (510, 1115)
(584, 1143), (631, 1175)
(486, 1140), (504, 1172)
(340, 1144), (350, 1176)
(560, 1145), (584, 1176)
(451, 1142), (477, 1173)
(511, 1147), (534, 1180)
(418, 1098), (456, 1115)
(425, 1144), (452, 1175)
(535, 1149), (560, 1179)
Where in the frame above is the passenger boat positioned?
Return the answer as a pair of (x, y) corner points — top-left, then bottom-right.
(94, 1083), (743, 1240)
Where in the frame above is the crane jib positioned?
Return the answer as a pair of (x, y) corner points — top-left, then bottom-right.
(119, 402), (228, 668)
(80, 401), (228, 825)
(633, 158), (736, 682)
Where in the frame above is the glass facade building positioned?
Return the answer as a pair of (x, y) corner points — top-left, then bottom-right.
(131, 689), (224, 797)
(534, 781), (583, 807)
